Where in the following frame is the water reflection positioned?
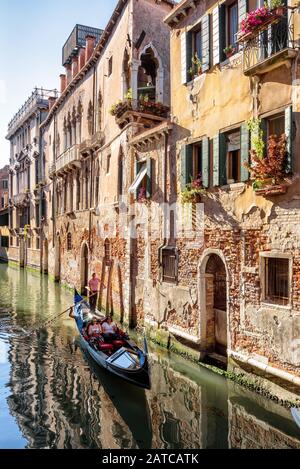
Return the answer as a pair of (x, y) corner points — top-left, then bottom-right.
(0, 264), (299, 449)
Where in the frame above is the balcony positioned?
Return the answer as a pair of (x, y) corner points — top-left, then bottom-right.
(56, 145), (81, 175)
(241, 7), (297, 76)
(110, 99), (170, 130)
(13, 193), (31, 208)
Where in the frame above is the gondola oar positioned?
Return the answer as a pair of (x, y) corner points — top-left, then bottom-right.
(25, 298), (86, 337)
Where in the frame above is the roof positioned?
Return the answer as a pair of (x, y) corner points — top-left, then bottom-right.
(41, 0), (175, 129)
(164, 0), (201, 26)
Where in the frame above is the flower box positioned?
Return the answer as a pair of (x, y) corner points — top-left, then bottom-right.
(237, 7), (285, 43)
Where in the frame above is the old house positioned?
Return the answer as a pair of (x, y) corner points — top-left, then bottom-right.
(40, 0), (174, 321)
(6, 88), (58, 269)
(152, 0), (300, 392)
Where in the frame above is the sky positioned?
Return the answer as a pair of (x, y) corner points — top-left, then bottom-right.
(0, 0), (119, 167)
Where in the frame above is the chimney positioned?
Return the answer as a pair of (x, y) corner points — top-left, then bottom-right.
(79, 47), (86, 70)
(72, 56), (79, 78)
(48, 96), (56, 110)
(65, 63), (72, 84)
(60, 74), (67, 93)
(85, 35), (96, 62)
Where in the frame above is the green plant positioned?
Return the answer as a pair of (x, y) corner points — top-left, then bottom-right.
(224, 44), (236, 55)
(189, 53), (202, 78)
(268, 0), (284, 9)
(247, 118), (265, 159)
(181, 175), (206, 204)
(124, 88), (133, 100)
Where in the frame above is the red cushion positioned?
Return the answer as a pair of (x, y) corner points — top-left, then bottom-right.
(99, 343), (114, 351)
(112, 340), (126, 347)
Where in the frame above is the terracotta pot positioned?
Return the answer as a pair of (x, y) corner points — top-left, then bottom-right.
(273, 6), (285, 16)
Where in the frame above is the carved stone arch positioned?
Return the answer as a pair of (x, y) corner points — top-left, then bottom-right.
(138, 42), (164, 103)
(87, 100), (93, 135)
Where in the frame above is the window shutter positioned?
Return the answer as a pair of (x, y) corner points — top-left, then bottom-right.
(181, 144), (193, 191)
(202, 137), (210, 188)
(238, 0), (248, 25)
(213, 136), (220, 186)
(146, 158), (153, 198)
(260, 118), (268, 156)
(201, 14), (211, 72)
(181, 31), (192, 85)
(219, 5), (226, 63)
(240, 123), (250, 182)
(285, 105), (293, 173)
(135, 161), (140, 200)
(219, 133), (227, 186)
(212, 7), (220, 66)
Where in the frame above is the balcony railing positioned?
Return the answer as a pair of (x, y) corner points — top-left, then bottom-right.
(13, 193), (30, 208)
(56, 145), (81, 173)
(242, 8), (296, 75)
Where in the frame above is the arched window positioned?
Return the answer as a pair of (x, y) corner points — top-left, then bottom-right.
(76, 172), (81, 211)
(104, 238), (111, 266)
(138, 47), (158, 102)
(67, 232), (72, 251)
(95, 159), (100, 205)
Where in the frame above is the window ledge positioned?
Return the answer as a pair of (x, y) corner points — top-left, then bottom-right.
(187, 73), (205, 86)
(260, 301), (292, 311)
(220, 51), (242, 68)
(221, 182), (246, 191)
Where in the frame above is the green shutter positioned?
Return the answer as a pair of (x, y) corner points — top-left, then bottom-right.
(213, 136), (219, 187)
(202, 137), (210, 188)
(238, 0), (248, 24)
(181, 31), (192, 84)
(261, 118), (268, 156)
(181, 144), (193, 191)
(219, 5), (226, 63)
(285, 106), (293, 173)
(146, 158), (153, 198)
(201, 14), (210, 72)
(219, 133), (227, 186)
(240, 123), (250, 182)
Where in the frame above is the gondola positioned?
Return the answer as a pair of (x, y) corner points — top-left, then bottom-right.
(73, 290), (151, 390)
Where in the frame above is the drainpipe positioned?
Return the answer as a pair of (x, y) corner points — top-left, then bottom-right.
(229, 350), (300, 387)
(158, 132), (169, 280)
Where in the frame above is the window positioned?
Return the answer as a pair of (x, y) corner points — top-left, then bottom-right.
(192, 143), (202, 181)
(1, 236), (9, 248)
(193, 28), (202, 62)
(27, 237), (31, 249)
(227, 1), (239, 50)
(108, 56), (113, 77)
(161, 247), (177, 284)
(36, 237), (40, 250)
(76, 173), (81, 211)
(67, 233), (72, 251)
(225, 130), (241, 184)
(104, 239), (111, 266)
(264, 257), (290, 306)
(2, 180), (8, 189)
(129, 160), (153, 201)
(267, 113), (285, 139)
(138, 48), (157, 101)
(1, 198), (4, 208)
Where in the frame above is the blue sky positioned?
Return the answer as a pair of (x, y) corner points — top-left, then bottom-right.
(0, 0), (118, 166)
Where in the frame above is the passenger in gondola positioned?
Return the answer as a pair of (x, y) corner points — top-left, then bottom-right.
(101, 316), (118, 341)
(86, 316), (104, 350)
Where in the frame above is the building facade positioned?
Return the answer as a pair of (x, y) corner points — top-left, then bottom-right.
(40, 0), (173, 322)
(159, 0), (300, 391)
(6, 88), (58, 269)
(0, 164), (9, 261)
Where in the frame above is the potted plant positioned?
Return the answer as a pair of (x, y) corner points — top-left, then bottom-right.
(181, 175), (206, 204)
(245, 133), (288, 195)
(224, 44), (237, 59)
(188, 53), (202, 80)
(137, 186), (147, 203)
(270, 0), (286, 16)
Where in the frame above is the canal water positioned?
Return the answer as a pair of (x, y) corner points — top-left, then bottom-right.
(0, 264), (299, 449)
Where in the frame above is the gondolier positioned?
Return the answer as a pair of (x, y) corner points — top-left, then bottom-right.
(87, 273), (100, 311)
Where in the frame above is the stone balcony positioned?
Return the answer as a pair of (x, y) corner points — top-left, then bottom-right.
(56, 144), (81, 175)
(111, 99), (169, 130)
(13, 193), (31, 208)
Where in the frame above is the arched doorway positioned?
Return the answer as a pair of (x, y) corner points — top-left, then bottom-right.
(43, 239), (48, 274)
(199, 251), (228, 358)
(80, 243), (89, 296)
(54, 236), (61, 282)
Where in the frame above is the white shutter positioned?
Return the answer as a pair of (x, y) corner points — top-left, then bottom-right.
(181, 31), (187, 85)
(212, 7), (220, 66)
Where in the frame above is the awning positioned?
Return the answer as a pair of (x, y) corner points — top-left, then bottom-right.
(128, 164), (147, 194)
(0, 227), (9, 237)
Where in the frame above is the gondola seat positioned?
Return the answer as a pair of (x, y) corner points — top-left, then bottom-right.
(98, 343), (114, 352)
(112, 340), (126, 348)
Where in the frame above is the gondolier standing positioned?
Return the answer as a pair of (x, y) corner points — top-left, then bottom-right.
(87, 273), (100, 311)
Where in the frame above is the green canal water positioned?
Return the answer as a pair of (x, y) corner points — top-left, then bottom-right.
(0, 264), (299, 449)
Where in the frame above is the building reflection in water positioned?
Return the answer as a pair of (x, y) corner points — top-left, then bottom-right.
(1, 264), (300, 449)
